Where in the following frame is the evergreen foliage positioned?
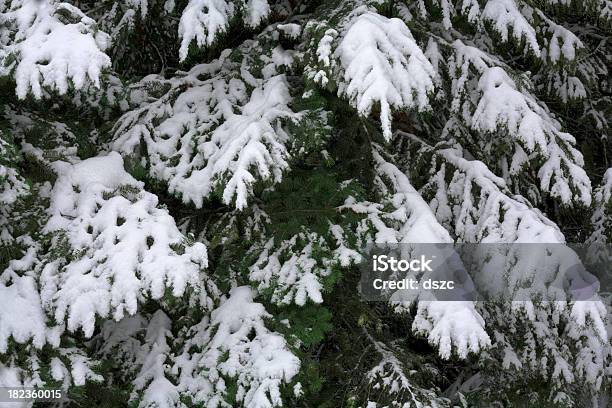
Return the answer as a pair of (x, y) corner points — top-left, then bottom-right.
(0, 0), (610, 407)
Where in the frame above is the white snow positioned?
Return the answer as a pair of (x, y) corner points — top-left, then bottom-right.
(113, 50), (298, 209)
(277, 23), (301, 39)
(43, 152), (209, 336)
(1, 0), (111, 99)
(0, 274), (48, 352)
(588, 168), (612, 244)
(54, 348), (104, 386)
(250, 234), (328, 306)
(332, 11), (435, 140)
(450, 40), (592, 206)
(131, 311), (181, 408)
(413, 301), (491, 359)
(482, 0), (540, 56)
(179, 0), (234, 61)
(178, 0), (271, 61)
(173, 286), (300, 407)
(342, 150), (491, 360)
(432, 146), (565, 243)
(365, 330), (443, 405)
(0, 132), (30, 244)
(530, 6), (583, 63)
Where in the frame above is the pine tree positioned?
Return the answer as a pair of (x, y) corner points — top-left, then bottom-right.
(1, 0), (610, 407)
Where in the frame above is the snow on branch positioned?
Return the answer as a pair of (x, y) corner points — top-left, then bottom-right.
(41, 152), (211, 337)
(129, 311), (180, 408)
(588, 168), (612, 244)
(411, 0), (585, 65)
(173, 286), (300, 407)
(365, 330), (445, 406)
(50, 347), (104, 387)
(113, 36), (300, 210)
(529, 6), (584, 64)
(482, 0), (540, 56)
(426, 143), (565, 243)
(342, 150), (491, 360)
(450, 40), (592, 206)
(306, 6), (435, 140)
(388, 137), (608, 390)
(0, 0), (111, 99)
(113, 73), (295, 210)
(413, 300), (491, 359)
(0, 130), (30, 244)
(401, 138), (609, 387)
(0, 241), (52, 353)
(178, 0), (270, 61)
(369, 148), (453, 244)
(249, 228), (361, 306)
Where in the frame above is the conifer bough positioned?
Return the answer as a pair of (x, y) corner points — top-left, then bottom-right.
(0, 0), (610, 407)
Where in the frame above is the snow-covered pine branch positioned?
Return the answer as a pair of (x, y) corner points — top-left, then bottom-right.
(396, 132), (608, 398)
(112, 29), (300, 209)
(305, 2), (435, 141)
(589, 169), (612, 244)
(172, 286), (300, 408)
(0, 0), (111, 99)
(340, 149), (491, 359)
(1, 0), (609, 406)
(1, 152), (213, 351)
(445, 40), (592, 207)
(364, 329), (447, 407)
(0, 129), (29, 245)
(178, 0), (271, 61)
